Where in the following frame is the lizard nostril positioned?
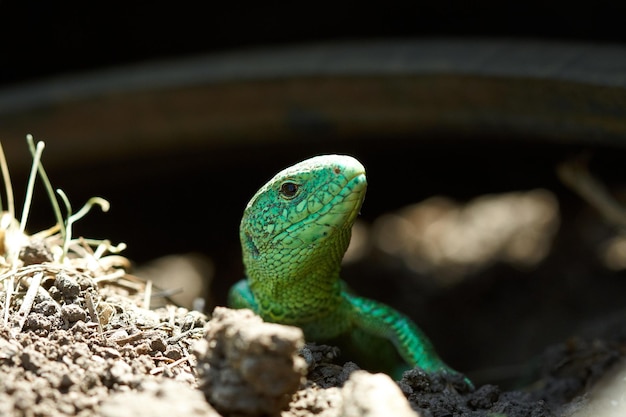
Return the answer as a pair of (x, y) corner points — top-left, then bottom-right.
(333, 167), (341, 174)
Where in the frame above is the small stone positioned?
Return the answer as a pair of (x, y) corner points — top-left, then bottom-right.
(19, 240), (53, 266)
(61, 305), (87, 322)
(55, 273), (81, 299)
(164, 347), (182, 360)
(20, 349), (47, 372)
(149, 337), (167, 353)
(341, 371), (420, 417)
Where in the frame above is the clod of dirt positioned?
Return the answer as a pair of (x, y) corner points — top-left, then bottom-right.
(100, 379), (220, 417)
(19, 239), (54, 266)
(340, 370), (420, 417)
(194, 306), (307, 416)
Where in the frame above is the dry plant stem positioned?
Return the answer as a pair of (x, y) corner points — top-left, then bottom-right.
(20, 141), (44, 235)
(85, 292), (98, 323)
(92, 241), (107, 258)
(557, 157), (626, 228)
(74, 238), (96, 258)
(167, 355), (191, 369)
(150, 356), (191, 375)
(0, 264), (92, 284)
(55, 189), (75, 263)
(56, 190), (111, 262)
(68, 238), (124, 261)
(90, 240), (127, 256)
(152, 357), (175, 363)
(31, 223), (61, 240)
(144, 279), (152, 310)
(2, 276), (14, 326)
(0, 142), (15, 219)
(112, 331), (149, 346)
(96, 255), (132, 271)
(85, 291), (104, 337)
(167, 328), (204, 344)
(11, 272), (42, 336)
(26, 135), (65, 240)
(91, 269), (130, 284)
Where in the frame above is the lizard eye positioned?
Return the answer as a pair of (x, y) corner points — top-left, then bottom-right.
(279, 182), (299, 199)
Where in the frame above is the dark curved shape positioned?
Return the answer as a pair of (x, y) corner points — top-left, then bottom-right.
(1, 39), (626, 169)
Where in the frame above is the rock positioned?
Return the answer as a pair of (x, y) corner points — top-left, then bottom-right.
(194, 307), (307, 416)
(340, 371), (420, 417)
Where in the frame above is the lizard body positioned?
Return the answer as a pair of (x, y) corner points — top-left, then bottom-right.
(228, 154), (466, 380)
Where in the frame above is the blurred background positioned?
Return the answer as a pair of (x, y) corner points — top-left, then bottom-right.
(2, 2), (626, 386)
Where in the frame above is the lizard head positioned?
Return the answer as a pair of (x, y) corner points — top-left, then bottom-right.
(240, 154), (367, 284)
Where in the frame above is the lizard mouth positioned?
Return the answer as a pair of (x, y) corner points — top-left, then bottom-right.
(308, 168), (367, 233)
(339, 171), (367, 224)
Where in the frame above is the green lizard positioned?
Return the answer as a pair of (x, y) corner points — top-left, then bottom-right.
(228, 154), (468, 381)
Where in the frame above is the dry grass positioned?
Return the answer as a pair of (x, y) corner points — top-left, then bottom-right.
(0, 135), (158, 334)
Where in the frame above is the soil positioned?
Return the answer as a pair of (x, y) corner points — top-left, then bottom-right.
(1, 234), (626, 417)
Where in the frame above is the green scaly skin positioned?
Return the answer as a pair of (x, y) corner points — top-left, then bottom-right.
(228, 154), (469, 382)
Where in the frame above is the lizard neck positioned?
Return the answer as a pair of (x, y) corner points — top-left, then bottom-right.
(243, 226), (351, 322)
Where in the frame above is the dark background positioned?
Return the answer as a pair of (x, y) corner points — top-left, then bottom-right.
(2, 2), (626, 87)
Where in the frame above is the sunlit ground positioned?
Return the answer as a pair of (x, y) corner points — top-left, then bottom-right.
(345, 189), (560, 287)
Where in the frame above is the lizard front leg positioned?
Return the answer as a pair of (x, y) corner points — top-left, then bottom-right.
(227, 279), (259, 312)
(344, 291), (469, 383)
